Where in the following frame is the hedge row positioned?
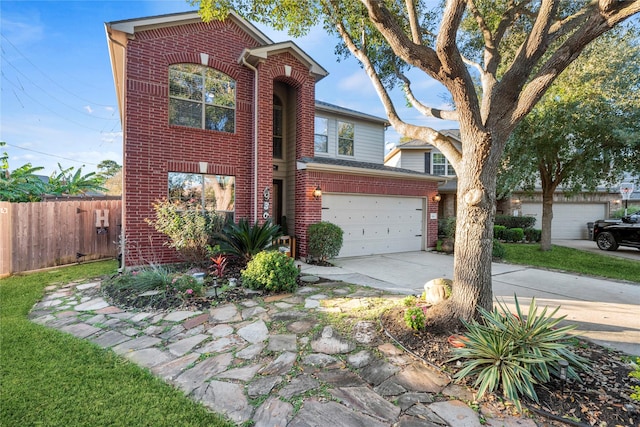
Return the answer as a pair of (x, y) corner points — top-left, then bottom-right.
(439, 216), (541, 243)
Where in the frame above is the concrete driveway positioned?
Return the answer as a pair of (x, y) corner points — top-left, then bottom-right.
(299, 250), (640, 355)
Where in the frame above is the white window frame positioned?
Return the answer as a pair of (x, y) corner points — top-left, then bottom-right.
(314, 116), (329, 154)
(337, 120), (354, 157)
(432, 153), (456, 176)
(168, 64), (236, 133)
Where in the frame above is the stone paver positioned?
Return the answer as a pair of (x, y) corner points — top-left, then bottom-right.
(193, 381), (253, 424)
(167, 334), (208, 356)
(237, 320), (269, 343)
(28, 278), (529, 427)
(173, 352), (234, 394)
(289, 400), (389, 427)
(331, 386), (401, 423)
(253, 396), (293, 427)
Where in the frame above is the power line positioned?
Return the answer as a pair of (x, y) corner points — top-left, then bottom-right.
(1, 55), (118, 121)
(1, 33), (116, 108)
(1, 73), (117, 132)
(2, 142), (100, 167)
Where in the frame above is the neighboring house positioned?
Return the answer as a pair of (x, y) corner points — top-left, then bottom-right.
(384, 130), (460, 220)
(105, 11), (443, 267)
(385, 130), (625, 240)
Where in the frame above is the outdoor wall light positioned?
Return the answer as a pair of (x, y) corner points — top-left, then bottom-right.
(432, 193), (441, 202)
(313, 186), (323, 199)
(558, 359), (569, 393)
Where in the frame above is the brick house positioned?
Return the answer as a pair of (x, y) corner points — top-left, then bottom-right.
(105, 11), (443, 267)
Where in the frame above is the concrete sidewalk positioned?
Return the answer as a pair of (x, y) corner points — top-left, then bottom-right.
(299, 251), (640, 356)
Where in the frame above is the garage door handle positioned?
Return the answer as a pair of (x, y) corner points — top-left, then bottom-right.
(387, 228), (389, 234)
(362, 229), (365, 235)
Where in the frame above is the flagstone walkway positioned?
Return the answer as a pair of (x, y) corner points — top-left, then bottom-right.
(29, 279), (537, 427)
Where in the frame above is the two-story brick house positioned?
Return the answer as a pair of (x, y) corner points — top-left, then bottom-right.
(105, 11), (443, 267)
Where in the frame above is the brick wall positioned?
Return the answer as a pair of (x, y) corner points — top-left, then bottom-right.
(121, 17), (317, 267)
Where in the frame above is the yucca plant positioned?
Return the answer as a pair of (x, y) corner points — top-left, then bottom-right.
(216, 218), (281, 264)
(451, 295), (590, 410)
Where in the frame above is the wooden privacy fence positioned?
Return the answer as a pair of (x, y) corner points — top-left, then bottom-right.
(0, 198), (122, 277)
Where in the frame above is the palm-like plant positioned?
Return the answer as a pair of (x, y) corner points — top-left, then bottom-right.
(216, 218), (281, 264)
(451, 296), (590, 410)
(48, 163), (107, 195)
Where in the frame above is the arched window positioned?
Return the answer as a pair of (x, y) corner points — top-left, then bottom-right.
(169, 64), (235, 133)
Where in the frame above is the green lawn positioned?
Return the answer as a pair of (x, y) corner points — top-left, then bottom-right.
(0, 260), (233, 427)
(503, 244), (640, 283)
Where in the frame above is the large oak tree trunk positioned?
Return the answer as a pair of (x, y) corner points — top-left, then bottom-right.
(431, 129), (502, 326)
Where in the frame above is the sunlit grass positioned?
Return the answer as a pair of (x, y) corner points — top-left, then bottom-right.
(502, 244), (640, 283)
(0, 260), (233, 427)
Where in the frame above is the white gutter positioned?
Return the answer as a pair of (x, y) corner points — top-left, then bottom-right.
(297, 161), (448, 184)
(241, 56), (259, 222)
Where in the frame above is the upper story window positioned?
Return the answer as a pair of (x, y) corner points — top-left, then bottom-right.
(432, 153), (456, 176)
(273, 95), (283, 159)
(169, 64), (235, 133)
(168, 172), (235, 221)
(337, 121), (354, 156)
(314, 116), (328, 154)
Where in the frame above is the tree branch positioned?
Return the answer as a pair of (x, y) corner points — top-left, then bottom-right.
(396, 71), (459, 121)
(405, 0), (421, 43)
(510, 0), (640, 125)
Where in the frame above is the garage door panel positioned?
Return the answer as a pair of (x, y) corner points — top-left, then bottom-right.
(322, 194), (425, 257)
(520, 203), (607, 240)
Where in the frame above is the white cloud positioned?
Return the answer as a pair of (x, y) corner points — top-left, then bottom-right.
(337, 71), (373, 95)
(84, 105), (94, 114)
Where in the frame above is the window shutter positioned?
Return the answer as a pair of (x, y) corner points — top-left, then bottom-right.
(424, 152), (431, 174)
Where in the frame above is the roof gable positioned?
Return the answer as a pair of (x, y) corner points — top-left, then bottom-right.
(106, 10), (273, 45)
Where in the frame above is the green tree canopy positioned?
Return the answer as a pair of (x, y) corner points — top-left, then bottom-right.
(499, 26), (640, 250)
(97, 160), (122, 179)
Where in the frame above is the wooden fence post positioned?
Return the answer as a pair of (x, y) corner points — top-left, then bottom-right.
(0, 201), (12, 277)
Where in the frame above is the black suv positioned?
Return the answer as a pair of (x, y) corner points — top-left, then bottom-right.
(593, 213), (640, 251)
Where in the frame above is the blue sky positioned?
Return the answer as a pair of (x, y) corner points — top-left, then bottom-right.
(1, 0), (457, 175)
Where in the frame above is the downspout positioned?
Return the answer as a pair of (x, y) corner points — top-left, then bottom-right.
(241, 56), (259, 223)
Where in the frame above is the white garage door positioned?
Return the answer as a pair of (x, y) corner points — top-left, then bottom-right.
(520, 203), (608, 239)
(322, 194), (425, 257)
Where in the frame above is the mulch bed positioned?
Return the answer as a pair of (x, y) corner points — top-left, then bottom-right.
(380, 306), (639, 427)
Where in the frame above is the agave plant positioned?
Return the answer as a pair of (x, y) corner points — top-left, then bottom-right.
(450, 295), (590, 410)
(216, 218), (281, 263)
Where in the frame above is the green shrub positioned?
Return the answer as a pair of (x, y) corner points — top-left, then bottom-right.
(495, 215), (536, 229)
(241, 250), (298, 293)
(170, 274), (203, 300)
(610, 206), (640, 219)
(307, 221), (343, 262)
(451, 296), (589, 410)
(524, 228), (542, 243)
(630, 358), (640, 402)
(493, 225), (507, 240)
(503, 227), (524, 242)
(438, 216), (456, 239)
(217, 219), (281, 264)
(492, 239), (506, 259)
(402, 295), (418, 307)
(146, 199), (225, 264)
(404, 306), (426, 330)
